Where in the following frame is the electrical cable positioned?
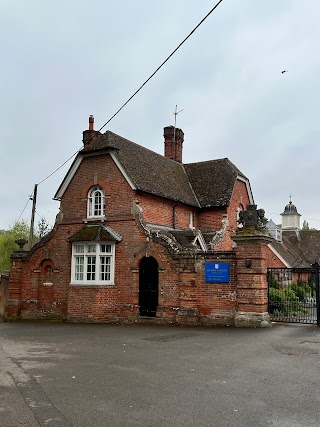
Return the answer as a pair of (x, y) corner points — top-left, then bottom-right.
(17, 197), (31, 222)
(36, 0), (225, 186)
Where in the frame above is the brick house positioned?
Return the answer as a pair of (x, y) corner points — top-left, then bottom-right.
(3, 116), (262, 325)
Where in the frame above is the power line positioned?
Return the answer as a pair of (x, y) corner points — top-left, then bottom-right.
(17, 197), (31, 222)
(36, 0), (225, 186)
(37, 148), (81, 185)
(94, 0), (225, 135)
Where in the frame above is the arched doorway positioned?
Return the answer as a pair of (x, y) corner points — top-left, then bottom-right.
(139, 256), (159, 317)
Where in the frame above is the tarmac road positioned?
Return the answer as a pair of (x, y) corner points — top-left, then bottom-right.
(0, 322), (320, 427)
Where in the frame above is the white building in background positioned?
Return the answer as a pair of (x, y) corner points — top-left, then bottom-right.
(281, 198), (301, 231)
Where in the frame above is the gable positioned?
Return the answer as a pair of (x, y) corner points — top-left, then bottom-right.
(54, 150), (136, 201)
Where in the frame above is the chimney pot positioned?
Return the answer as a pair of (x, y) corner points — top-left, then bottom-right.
(89, 115), (94, 130)
(82, 115), (101, 146)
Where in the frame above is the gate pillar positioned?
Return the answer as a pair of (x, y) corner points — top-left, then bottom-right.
(232, 232), (273, 327)
(5, 240), (29, 320)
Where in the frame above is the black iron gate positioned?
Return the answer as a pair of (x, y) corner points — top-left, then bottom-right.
(268, 263), (320, 325)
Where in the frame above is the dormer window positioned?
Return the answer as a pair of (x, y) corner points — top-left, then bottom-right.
(88, 186), (105, 218)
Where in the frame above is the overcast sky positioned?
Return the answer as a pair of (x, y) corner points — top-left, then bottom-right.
(1, 0), (319, 231)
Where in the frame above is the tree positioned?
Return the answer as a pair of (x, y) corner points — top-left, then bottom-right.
(36, 216), (51, 238)
(302, 220), (317, 231)
(0, 220), (29, 273)
(302, 220), (310, 230)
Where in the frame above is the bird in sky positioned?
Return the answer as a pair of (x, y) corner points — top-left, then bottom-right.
(281, 70), (288, 74)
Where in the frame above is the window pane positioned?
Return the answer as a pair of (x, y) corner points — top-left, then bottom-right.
(87, 244), (96, 253)
(75, 256), (84, 280)
(87, 256), (96, 281)
(100, 256), (111, 281)
(100, 244), (111, 253)
(94, 191), (102, 216)
(88, 196), (93, 217)
(75, 244), (84, 254)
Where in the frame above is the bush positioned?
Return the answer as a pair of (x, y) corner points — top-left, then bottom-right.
(269, 287), (306, 316)
(290, 281), (312, 301)
(268, 272), (279, 289)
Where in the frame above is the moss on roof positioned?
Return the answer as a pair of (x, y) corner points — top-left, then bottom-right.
(68, 225), (122, 242)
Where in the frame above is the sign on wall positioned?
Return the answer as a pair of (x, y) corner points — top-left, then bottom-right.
(205, 262), (230, 283)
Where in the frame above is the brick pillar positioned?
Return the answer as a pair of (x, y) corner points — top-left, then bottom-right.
(5, 252), (28, 320)
(232, 231), (273, 327)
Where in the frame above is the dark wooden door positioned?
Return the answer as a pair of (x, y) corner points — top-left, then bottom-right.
(139, 257), (158, 317)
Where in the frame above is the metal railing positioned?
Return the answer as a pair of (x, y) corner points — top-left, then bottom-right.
(268, 264), (320, 325)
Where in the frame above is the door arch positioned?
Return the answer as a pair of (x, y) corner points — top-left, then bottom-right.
(139, 256), (159, 317)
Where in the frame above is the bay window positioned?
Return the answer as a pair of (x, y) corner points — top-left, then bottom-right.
(71, 242), (115, 285)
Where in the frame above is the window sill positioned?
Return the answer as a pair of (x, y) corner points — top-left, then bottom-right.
(69, 282), (115, 287)
(84, 216), (106, 223)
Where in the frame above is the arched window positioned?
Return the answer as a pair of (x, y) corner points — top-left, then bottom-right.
(87, 186), (105, 218)
(236, 203), (244, 227)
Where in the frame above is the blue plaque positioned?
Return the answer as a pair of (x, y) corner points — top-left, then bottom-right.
(205, 262), (230, 283)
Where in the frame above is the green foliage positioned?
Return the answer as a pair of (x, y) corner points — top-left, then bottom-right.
(269, 287), (306, 316)
(268, 272), (279, 289)
(302, 220), (317, 231)
(36, 216), (51, 238)
(0, 220), (29, 274)
(302, 220), (310, 230)
(290, 280), (311, 301)
(268, 277), (315, 316)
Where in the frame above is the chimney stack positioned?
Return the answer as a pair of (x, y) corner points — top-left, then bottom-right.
(82, 115), (101, 145)
(163, 126), (184, 163)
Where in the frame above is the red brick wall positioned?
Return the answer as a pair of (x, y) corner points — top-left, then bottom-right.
(264, 245), (287, 268)
(137, 192), (198, 229)
(228, 179), (250, 229)
(60, 154), (136, 223)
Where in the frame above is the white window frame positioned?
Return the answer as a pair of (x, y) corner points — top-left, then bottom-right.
(236, 204), (244, 228)
(87, 186), (105, 218)
(71, 242), (115, 285)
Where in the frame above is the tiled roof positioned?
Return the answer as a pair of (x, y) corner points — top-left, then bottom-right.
(184, 159), (247, 207)
(80, 131), (248, 208)
(269, 230), (320, 267)
(283, 231), (320, 266)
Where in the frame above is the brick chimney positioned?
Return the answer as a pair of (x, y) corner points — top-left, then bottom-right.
(163, 126), (184, 163)
(82, 115), (101, 145)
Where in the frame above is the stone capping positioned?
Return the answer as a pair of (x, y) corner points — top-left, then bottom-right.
(232, 230), (274, 244)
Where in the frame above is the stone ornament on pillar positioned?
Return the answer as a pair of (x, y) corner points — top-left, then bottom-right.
(238, 204), (268, 230)
(15, 238), (28, 251)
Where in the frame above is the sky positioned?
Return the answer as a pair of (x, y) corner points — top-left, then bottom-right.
(1, 0), (320, 231)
